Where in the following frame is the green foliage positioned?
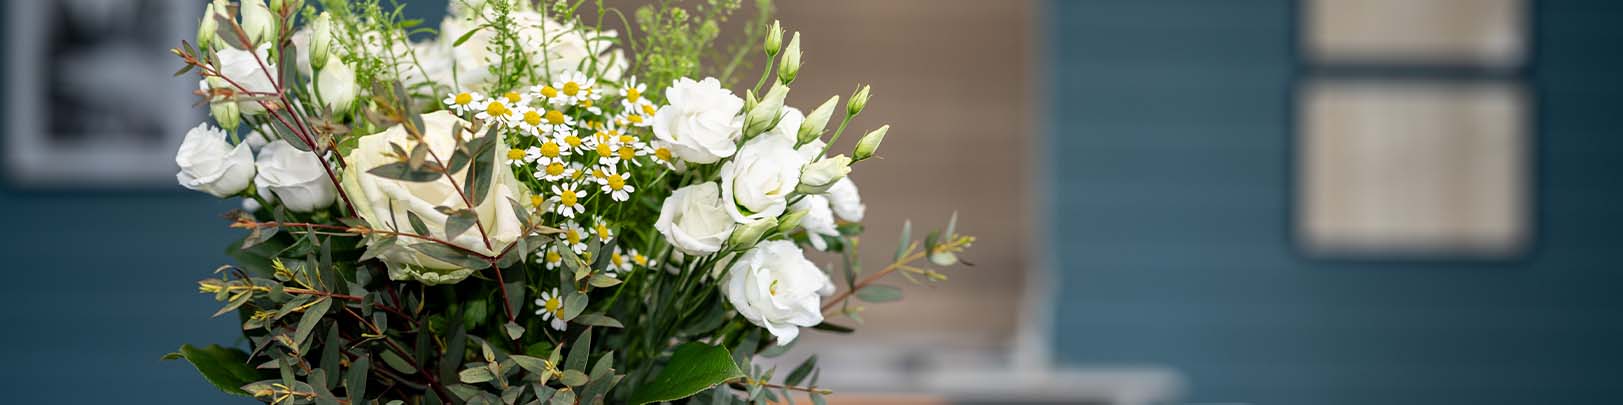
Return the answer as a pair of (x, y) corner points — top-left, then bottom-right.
(162, 344), (267, 397)
(628, 343), (746, 405)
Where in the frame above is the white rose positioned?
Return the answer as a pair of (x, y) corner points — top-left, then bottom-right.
(653, 77), (744, 164)
(176, 123), (255, 198)
(342, 111), (531, 285)
(211, 44), (277, 115)
(655, 182), (737, 256)
(724, 240), (834, 345)
(254, 140), (337, 212)
(826, 177), (865, 222)
(720, 135), (806, 223)
(789, 195), (840, 251)
(315, 62), (358, 111)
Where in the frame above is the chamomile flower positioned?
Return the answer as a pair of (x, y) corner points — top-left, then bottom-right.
(443, 91), (484, 115)
(540, 109), (576, 134)
(475, 98), (514, 124)
(536, 136), (568, 159)
(535, 160), (576, 182)
(534, 288), (567, 331)
(619, 78), (648, 110)
(559, 222), (589, 253)
(568, 162), (591, 182)
(529, 195), (548, 211)
(598, 166), (634, 201)
(547, 71), (594, 106)
(577, 98), (603, 115)
(591, 217), (614, 243)
(550, 182), (587, 217)
(607, 245), (631, 275)
(628, 248), (650, 268)
(624, 102), (659, 128)
(514, 106), (548, 135)
(507, 147), (533, 167)
(649, 141), (683, 171)
(539, 244), (564, 270)
(497, 90), (531, 107)
(590, 133), (622, 166)
(521, 146), (551, 166)
(556, 128), (585, 154)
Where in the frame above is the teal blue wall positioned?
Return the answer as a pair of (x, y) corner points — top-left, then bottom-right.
(1047, 1), (1623, 403)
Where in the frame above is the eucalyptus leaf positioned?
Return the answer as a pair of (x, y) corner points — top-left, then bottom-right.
(369, 161), (444, 182)
(572, 313), (623, 328)
(854, 284), (902, 303)
(162, 344), (265, 397)
(445, 209), (478, 239)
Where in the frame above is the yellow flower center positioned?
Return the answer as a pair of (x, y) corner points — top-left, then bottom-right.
(611, 252), (624, 267)
(545, 250), (561, 263)
(627, 114), (643, 124)
(592, 168), (606, 179)
(540, 141), (561, 157)
(524, 110), (544, 126)
(607, 174), (626, 191)
(618, 145), (636, 160)
(485, 101), (509, 117)
(655, 147), (672, 162)
(546, 110), (566, 125)
(642, 104), (657, 116)
(560, 190), (579, 206)
(595, 142), (613, 156)
(454, 92), (473, 105)
(545, 162), (566, 176)
(619, 135), (636, 144)
(563, 81), (580, 96)
(626, 87), (640, 102)
(530, 195), (544, 207)
(505, 92), (522, 104)
(595, 223), (610, 236)
(544, 297), (562, 314)
(769, 279), (779, 296)
(541, 86), (558, 98)
(580, 99), (593, 108)
(507, 148), (526, 160)
(564, 135), (583, 148)
(632, 253), (648, 266)
(566, 229), (582, 244)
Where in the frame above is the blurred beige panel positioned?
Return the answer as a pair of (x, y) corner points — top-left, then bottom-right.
(1298, 81), (1530, 257)
(1306, 0), (1526, 65)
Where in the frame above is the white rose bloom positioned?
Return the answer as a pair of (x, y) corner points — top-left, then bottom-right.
(790, 195), (841, 251)
(254, 140), (337, 212)
(315, 62), (358, 111)
(761, 106), (804, 143)
(827, 177), (865, 222)
(724, 240), (834, 345)
(655, 182), (737, 256)
(211, 44), (277, 115)
(653, 77), (744, 164)
(341, 111), (531, 285)
(176, 123), (255, 198)
(720, 135), (807, 223)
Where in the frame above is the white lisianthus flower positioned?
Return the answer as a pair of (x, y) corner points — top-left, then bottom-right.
(826, 177), (865, 222)
(341, 111), (531, 285)
(720, 135), (807, 223)
(724, 240), (835, 345)
(655, 182), (738, 255)
(253, 140), (336, 212)
(760, 106), (804, 143)
(653, 77), (744, 164)
(790, 195), (840, 251)
(176, 123), (255, 198)
(211, 44), (277, 115)
(315, 62), (358, 111)
(239, 0), (275, 46)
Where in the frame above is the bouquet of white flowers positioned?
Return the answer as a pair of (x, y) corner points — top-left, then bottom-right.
(165, 1), (973, 404)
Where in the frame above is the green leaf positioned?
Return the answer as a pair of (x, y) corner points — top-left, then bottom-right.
(293, 298), (333, 348)
(573, 313), (623, 328)
(459, 367), (495, 384)
(445, 209), (477, 239)
(509, 355), (548, 374)
(565, 328), (592, 372)
(895, 220), (912, 262)
(854, 284), (902, 303)
(346, 355), (370, 403)
(562, 291), (588, 322)
(560, 369), (589, 386)
(504, 321), (526, 340)
(810, 322), (854, 334)
(407, 212), (430, 235)
(628, 343), (747, 405)
(163, 344), (265, 397)
(785, 356), (817, 386)
(380, 350), (418, 375)
(368, 162), (443, 182)
(451, 26), (485, 47)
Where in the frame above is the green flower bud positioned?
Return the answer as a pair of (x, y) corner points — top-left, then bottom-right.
(241, 0), (276, 46)
(798, 155), (852, 194)
(729, 217), (779, 250)
(764, 20), (783, 57)
(797, 95), (840, 146)
(777, 209), (808, 234)
(211, 99), (241, 133)
(744, 89), (759, 112)
(744, 82), (789, 139)
(777, 32), (801, 85)
(197, 4), (219, 51)
(848, 85), (871, 116)
(853, 125), (888, 162)
(309, 12), (332, 71)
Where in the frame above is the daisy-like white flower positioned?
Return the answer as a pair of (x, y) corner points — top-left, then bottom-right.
(628, 247), (650, 269)
(590, 132), (622, 166)
(547, 71), (595, 106)
(534, 288), (567, 331)
(649, 141), (682, 171)
(540, 109), (577, 134)
(591, 217), (614, 243)
(475, 98), (514, 124)
(619, 78), (648, 111)
(614, 134), (649, 166)
(560, 222), (590, 253)
(556, 128), (585, 154)
(538, 244), (565, 270)
(598, 165), (634, 201)
(536, 136), (567, 160)
(550, 182), (587, 217)
(497, 90), (530, 107)
(443, 91), (484, 115)
(577, 97), (603, 116)
(507, 147), (533, 167)
(534, 160), (576, 182)
(568, 162), (592, 182)
(523, 146), (554, 167)
(623, 102), (659, 128)
(513, 106), (548, 136)
(607, 245), (632, 275)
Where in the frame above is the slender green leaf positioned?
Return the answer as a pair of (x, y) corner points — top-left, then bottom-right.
(162, 344), (265, 397)
(854, 285), (902, 303)
(628, 343), (747, 405)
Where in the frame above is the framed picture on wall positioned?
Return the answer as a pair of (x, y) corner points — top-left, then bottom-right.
(5, 0), (204, 187)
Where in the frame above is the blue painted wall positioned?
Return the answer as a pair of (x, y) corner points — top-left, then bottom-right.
(1047, 1), (1623, 404)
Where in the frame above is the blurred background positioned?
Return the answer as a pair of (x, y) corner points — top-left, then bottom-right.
(2, 0), (1621, 404)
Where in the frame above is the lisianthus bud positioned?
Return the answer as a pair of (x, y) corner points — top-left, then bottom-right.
(316, 61), (357, 111)
(848, 85), (871, 116)
(269, 0), (285, 13)
(744, 89), (759, 112)
(729, 217), (779, 250)
(197, 4), (219, 51)
(241, 0), (276, 46)
(777, 32), (801, 85)
(211, 99), (241, 132)
(798, 154), (852, 194)
(777, 208), (808, 234)
(744, 83), (790, 138)
(797, 95), (839, 146)
(853, 125), (888, 162)
(309, 12), (333, 71)
(764, 20), (783, 56)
